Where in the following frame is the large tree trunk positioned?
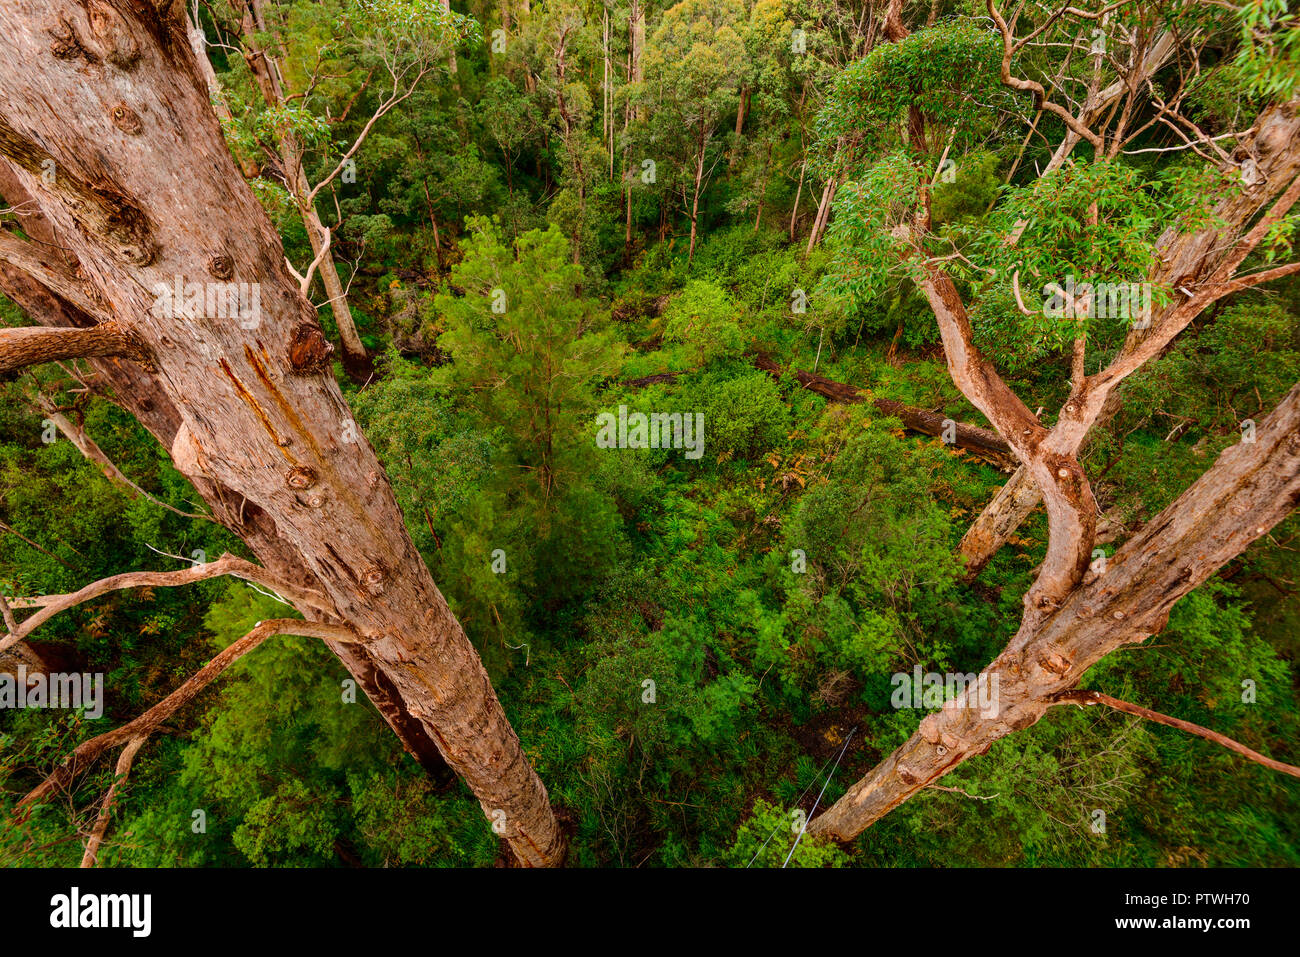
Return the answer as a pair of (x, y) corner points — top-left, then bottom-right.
(0, 0), (562, 866)
(0, 162), (458, 784)
(811, 379), (1300, 839)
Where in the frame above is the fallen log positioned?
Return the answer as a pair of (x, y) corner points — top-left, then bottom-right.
(749, 353), (1016, 469)
(623, 371), (684, 388)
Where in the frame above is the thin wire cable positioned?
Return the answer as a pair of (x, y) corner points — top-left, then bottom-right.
(783, 726), (857, 868)
(745, 747), (842, 868)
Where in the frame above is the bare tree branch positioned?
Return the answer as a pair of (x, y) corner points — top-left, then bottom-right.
(1049, 689), (1300, 778)
(35, 399), (214, 522)
(1, 553), (335, 656)
(988, 0), (1105, 150)
(79, 735), (144, 868)
(15, 617), (362, 816)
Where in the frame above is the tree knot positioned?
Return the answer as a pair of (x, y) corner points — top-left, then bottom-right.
(287, 320), (334, 375)
(285, 465), (318, 490)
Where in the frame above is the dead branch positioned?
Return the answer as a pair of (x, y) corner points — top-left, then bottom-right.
(1, 553), (335, 656)
(35, 400), (213, 522)
(79, 735), (144, 868)
(1049, 689), (1300, 778)
(16, 617), (362, 816)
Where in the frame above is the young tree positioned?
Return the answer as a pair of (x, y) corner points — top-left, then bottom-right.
(436, 219), (624, 501)
(0, 0), (562, 866)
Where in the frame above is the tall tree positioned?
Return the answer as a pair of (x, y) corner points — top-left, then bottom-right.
(634, 0), (748, 260)
(0, 0), (562, 866)
(223, 0), (471, 378)
(806, 1), (1300, 841)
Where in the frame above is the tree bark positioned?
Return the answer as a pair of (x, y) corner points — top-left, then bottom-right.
(811, 380), (1300, 840)
(0, 323), (144, 378)
(959, 94), (1300, 578)
(0, 166), (457, 784)
(0, 0), (562, 866)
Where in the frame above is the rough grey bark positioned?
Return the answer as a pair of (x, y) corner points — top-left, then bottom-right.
(0, 0), (561, 865)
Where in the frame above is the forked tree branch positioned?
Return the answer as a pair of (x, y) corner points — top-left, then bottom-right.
(811, 379), (1300, 841)
(961, 95), (1300, 579)
(988, 0), (1105, 150)
(284, 225), (331, 296)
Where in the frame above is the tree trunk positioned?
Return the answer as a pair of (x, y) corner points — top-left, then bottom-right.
(688, 126), (705, 261)
(623, 0), (643, 263)
(959, 94), (1300, 577)
(0, 636), (53, 677)
(750, 352), (1016, 467)
(0, 0), (562, 866)
(0, 165), (456, 784)
(296, 188), (372, 380)
(629, 0), (645, 95)
(235, 3), (372, 381)
(812, 380), (1300, 840)
(789, 161), (806, 240)
(805, 177), (837, 255)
